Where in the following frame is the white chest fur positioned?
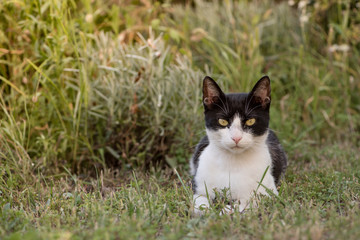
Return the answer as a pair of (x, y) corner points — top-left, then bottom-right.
(194, 142), (277, 202)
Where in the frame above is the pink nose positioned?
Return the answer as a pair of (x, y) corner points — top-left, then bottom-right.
(232, 136), (242, 144)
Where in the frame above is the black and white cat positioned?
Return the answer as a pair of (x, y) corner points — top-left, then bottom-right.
(190, 76), (287, 215)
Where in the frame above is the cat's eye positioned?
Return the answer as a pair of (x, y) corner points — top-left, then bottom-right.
(218, 119), (229, 127)
(245, 118), (256, 126)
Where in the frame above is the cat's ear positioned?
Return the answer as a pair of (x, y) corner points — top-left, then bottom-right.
(250, 76), (271, 108)
(203, 76), (225, 108)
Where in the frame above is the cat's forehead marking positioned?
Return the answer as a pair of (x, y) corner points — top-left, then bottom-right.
(230, 114), (242, 130)
(231, 114), (241, 125)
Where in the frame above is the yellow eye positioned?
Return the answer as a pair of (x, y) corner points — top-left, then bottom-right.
(218, 119), (229, 126)
(245, 118), (256, 126)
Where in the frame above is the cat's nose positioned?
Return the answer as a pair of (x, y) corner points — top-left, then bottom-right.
(231, 136), (242, 144)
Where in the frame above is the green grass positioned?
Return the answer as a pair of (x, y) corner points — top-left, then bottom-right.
(1, 144), (359, 239)
(1, 0), (360, 239)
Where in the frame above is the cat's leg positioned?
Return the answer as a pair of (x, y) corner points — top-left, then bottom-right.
(256, 176), (278, 196)
(220, 205), (233, 215)
(193, 194), (210, 216)
(222, 180), (278, 215)
(220, 200), (247, 215)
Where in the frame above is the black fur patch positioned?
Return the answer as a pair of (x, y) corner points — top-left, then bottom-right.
(267, 130), (288, 185)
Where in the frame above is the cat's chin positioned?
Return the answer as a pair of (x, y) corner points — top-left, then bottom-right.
(225, 145), (251, 154)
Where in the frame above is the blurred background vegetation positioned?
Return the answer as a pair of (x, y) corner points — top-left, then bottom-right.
(0, 0), (359, 185)
(1, 1), (360, 239)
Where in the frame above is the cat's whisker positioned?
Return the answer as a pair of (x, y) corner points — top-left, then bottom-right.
(214, 102), (229, 116)
(246, 105), (262, 116)
(245, 94), (254, 114)
(224, 96), (230, 114)
(218, 97), (230, 115)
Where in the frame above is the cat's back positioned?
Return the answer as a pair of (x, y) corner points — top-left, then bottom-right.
(266, 130), (288, 185)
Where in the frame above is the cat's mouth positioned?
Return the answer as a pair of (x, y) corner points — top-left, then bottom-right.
(231, 145), (244, 149)
(227, 145), (248, 154)
(230, 143), (252, 151)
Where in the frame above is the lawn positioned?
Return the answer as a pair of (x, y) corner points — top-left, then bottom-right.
(1, 0), (359, 239)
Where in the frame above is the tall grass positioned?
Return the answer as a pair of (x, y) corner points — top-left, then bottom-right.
(160, 0), (360, 149)
(1, 0), (359, 178)
(0, 0), (204, 187)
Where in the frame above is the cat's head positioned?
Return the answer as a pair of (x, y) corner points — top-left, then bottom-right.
(202, 76), (271, 154)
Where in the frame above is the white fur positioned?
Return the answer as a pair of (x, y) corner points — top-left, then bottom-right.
(193, 116), (277, 215)
(190, 156), (196, 176)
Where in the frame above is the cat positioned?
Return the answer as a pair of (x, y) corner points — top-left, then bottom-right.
(190, 76), (287, 215)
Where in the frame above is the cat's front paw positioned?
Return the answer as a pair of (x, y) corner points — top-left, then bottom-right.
(220, 205), (233, 215)
(193, 204), (209, 217)
(193, 194), (210, 216)
(220, 203), (247, 215)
